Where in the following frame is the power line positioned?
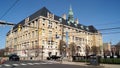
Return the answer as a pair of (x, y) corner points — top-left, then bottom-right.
(94, 21), (120, 26)
(0, 0), (20, 19)
(1, 20), (120, 35)
(102, 31), (120, 35)
(0, 20), (16, 26)
(98, 26), (120, 31)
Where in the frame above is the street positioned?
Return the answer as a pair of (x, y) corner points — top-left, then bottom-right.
(0, 60), (102, 68)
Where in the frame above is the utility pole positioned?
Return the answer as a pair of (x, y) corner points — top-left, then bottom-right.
(0, 20), (15, 56)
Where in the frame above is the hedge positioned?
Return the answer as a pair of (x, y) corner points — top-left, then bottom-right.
(73, 58), (120, 64)
(100, 58), (120, 64)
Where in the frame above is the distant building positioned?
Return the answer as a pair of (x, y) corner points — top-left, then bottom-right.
(0, 49), (5, 56)
(5, 6), (102, 60)
(115, 42), (120, 57)
(111, 45), (116, 56)
(103, 42), (111, 56)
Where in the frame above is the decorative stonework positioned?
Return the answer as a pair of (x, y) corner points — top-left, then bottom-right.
(47, 12), (54, 20)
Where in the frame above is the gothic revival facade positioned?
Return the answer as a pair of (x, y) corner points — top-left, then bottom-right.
(6, 6), (103, 60)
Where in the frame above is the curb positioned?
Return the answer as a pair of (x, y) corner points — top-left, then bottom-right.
(61, 61), (105, 68)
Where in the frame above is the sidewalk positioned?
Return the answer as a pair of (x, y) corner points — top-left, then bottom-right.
(61, 61), (120, 68)
(61, 61), (103, 68)
(101, 63), (120, 68)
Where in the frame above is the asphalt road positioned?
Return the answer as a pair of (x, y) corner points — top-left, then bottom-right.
(0, 60), (102, 68)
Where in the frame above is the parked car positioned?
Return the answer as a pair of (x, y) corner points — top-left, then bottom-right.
(47, 55), (61, 60)
(9, 54), (20, 61)
(0, 57), (6, 64)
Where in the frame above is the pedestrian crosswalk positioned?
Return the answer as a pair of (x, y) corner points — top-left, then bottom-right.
(0, 62), (54, 67)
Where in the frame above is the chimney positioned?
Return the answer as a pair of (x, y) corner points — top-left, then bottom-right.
(62, 14), (66, 20)
(75, 18), (79, 24)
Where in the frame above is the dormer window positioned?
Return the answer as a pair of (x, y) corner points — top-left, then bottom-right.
(81, 25), (84, 29)
(47, 12), (54, 19)
(86, 27), (89, 31)
(59, 18), (62, 23)
(67, 21), (71, 25)
(25, 17), (29, 23)
(42, 18), (45, 23)
(75, 23), (77, 27)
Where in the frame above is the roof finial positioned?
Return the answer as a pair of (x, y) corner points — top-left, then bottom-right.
(70, 4), (72, 11)
(68, 5), (74, 23)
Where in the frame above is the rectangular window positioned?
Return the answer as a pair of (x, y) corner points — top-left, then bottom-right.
(48, 41), (50, 45)
(48, 40), (53, 45)
(32, 41), (34, 49)
(28, 23), (30, 26)
(49, 30), (52, 37)
(42, 29), (45, 33)
(76, 37), (78, 41)
(32, 21), (34, 27)
(32, 31), (34, 38)
(36, 30), (38, 36)
(48, 20), (52, 28)
(42, 40), (45, 44)
(79, 38), (82, 41)
(34, 19), (38, 28)
(72, 36), (74, 40)
(14, 38), (17, 43)
(42, 19), (45, 23)
(35, 41), (38, 46)
(26, 34), (27, 39)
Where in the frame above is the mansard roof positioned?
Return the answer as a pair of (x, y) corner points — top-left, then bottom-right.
(7, 7), (98, 36)
(88, 25), (98, 33)
(29, 7), (52, 21)
(116, 42), (120, 46)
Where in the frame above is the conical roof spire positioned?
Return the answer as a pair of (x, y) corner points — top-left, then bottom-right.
(70, 5), (72, 11)
(68, 5), (74, 23)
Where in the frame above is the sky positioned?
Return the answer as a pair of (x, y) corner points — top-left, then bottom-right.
(0, 0), (120, 49)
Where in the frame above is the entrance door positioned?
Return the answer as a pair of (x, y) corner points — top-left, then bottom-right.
(48, 52), (52, 57)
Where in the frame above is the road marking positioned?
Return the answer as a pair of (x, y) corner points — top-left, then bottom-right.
(12, 64), (19, 66)
(1, 62), (54, 67)
(34, 63), (40, 64)
(4, 64), (11, 66)
(28, 63), (34, 65)
(21, 63), (27, 65)
(41, 63), (48, 64)
(48, 63), (53, 64)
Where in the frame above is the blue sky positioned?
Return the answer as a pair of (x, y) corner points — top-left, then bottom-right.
(0, 0), (120, 49)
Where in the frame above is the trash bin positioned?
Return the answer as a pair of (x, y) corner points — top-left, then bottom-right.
(90, 55), (100, 65)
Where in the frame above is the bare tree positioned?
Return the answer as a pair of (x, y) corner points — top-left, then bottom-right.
(35, 46), (40, 57)
(58, 40), (66, 56)
(85, 45), (90, 57)
(0, 49), (5, 56)
(91, 46), (100, 55)
(69, 42), (76, 56)
(115, 45), (120, 56)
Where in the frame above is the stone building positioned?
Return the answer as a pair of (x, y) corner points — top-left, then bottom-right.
(6, 6), (102, 60)
(103, 42), (111, 56)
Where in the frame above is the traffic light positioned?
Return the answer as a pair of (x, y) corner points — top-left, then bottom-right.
(18, 24), (22, 32)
